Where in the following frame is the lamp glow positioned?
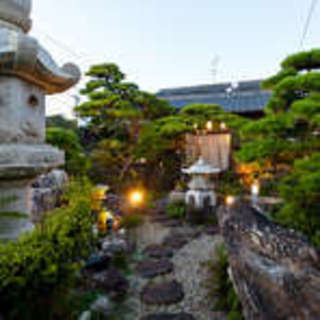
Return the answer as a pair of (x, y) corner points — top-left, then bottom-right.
(220, 122), (227, 130)
(206, 121), (213, 131)
(226, 195), (235, 207)
(129, 190), (144, 206)
(251, 182), (260, 196)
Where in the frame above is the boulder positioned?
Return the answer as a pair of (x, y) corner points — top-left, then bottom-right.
(141, 281), (184, 305)
(31, 169), (68, 221)
(217, 204), (320, 320)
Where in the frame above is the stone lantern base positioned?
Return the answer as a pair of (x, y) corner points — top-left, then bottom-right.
(0, 144), (64, 215)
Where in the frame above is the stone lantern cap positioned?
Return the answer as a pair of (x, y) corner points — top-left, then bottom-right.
(0, 0), (32, 33)
(182, 157), (221, 175)
(0, 0), (81, 94)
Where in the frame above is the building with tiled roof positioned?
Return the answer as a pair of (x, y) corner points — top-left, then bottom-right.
(157, 79), (271, 117)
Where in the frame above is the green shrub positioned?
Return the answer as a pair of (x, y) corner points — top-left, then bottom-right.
(0, 179), (96, 319)
(166, 201), (186, 220)
(120, 213), (144, 229)
(207, 244), (243, 319)
(111, 251), (128, 271)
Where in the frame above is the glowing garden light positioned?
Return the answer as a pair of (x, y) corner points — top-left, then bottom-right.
(251, 181), (260, 207)
(226, 195), (236, 207)
(206, 120), (213, 131)
(129, 190), (144, 207)
(251, 182), (260, 196)
(220, 122), (227, 130)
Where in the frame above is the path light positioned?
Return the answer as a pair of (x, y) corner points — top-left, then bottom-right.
(251, 181), (260, 207)
(206, 120), (213, 132)
(251, 181), (260, 196)
(226, 195), (236, 207)
(220, 122), (227, 131)
(129, 189), (144, 207)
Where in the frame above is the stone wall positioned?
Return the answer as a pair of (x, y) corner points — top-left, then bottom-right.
(217, 204), (320, 320)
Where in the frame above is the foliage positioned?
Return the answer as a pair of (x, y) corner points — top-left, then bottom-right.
(0, 180), (96, 319)
(111, 251), (129, 271)
(207, 243), (243, 319)
(120, 213), (144, 229)
(46, 127), (90, 176)
(217, 171), (243, 196)
(46, 114), (78, 131)
(166, 200), (186, 220)
(275, 153), (320, 247)
(75, 63), (174, 190)
(236, 49), (320, 246)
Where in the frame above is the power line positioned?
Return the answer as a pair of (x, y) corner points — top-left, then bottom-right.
(300, 0), (318, 49)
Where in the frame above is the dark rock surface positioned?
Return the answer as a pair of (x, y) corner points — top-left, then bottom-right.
(217, 204), (320, 320)
(204, 225), (219, 235)
(90, 267), (129, 297)
(137, 259), (174, 278)
(162, 233), (189, 251)
(31, 169), (68, 221)
(84, 254), (111, 272)
(141, 281), (184, 305)
(144, 244), (174, 259)
(141, 313), (195, 320)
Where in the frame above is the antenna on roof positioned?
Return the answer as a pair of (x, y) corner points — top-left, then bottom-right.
(211, 55), (220, 83)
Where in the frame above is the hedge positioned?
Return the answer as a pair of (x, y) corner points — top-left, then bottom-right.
(0, 180), (96, 318)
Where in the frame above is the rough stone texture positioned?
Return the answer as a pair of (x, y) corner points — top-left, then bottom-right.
(31, 169), (68, 221)
(163, 236), (188, 251)
(141, 313), (195, 320)
(172, 234), (224, 320)
(144, 245), (174, 259)
(137, 259), (174, 279)
(90, 267), (129, 297)
(141, 281), (184, 305)
(0, 0), (79, 220)
(217, 204), (320, 320)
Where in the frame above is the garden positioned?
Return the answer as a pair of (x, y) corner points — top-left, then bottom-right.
(0, 48), (320, 320)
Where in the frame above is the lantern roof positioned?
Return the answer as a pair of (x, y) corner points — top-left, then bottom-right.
(182, 157), (221, 175)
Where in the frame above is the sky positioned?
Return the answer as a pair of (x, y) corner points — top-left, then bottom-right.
(30, 0), (319, 118)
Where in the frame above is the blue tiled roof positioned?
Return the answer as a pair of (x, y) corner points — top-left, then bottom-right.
(157, 79), (271, 113)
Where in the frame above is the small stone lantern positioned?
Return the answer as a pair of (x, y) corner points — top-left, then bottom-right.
(182, 157), (221, 211)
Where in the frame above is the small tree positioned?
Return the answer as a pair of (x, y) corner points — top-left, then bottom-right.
(46, 128), (90, 176)
(75, 63), (174, 190)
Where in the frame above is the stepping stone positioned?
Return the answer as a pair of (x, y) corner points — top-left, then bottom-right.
(137, 259), (173, 278)
(141, 313), (195, 320)
(141, 281), (184, 305)
(162, 234), (189, 250)
(162, 220), (181, 228)
(91, 267), (128, 297)
(144, 244), (174, 259)
(205, 225), (219, 235)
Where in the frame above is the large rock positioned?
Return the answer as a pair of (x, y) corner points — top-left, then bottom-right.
(217, 204), (320, 320)
(31, 169), (68, 221)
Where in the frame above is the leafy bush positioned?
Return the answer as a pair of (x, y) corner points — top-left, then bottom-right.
(166, 201), (186, 220)
(0, 180), (96, 319)
(120, 213), (144, 229)
(207, 244), (243, 319)
(275, 153), (320, 247)
(46, 127), (90, 176)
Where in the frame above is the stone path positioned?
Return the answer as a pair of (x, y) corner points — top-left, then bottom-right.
(132, 213), (226, 320)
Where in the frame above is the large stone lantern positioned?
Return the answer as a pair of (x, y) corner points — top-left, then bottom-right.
(0, 0), (80, 215)
(182, 157), (221, 210)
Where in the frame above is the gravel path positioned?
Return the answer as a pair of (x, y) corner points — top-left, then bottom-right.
(171, 234), (224, 320)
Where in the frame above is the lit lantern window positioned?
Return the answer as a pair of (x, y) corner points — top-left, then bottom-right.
(206, 121), (213, 131)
